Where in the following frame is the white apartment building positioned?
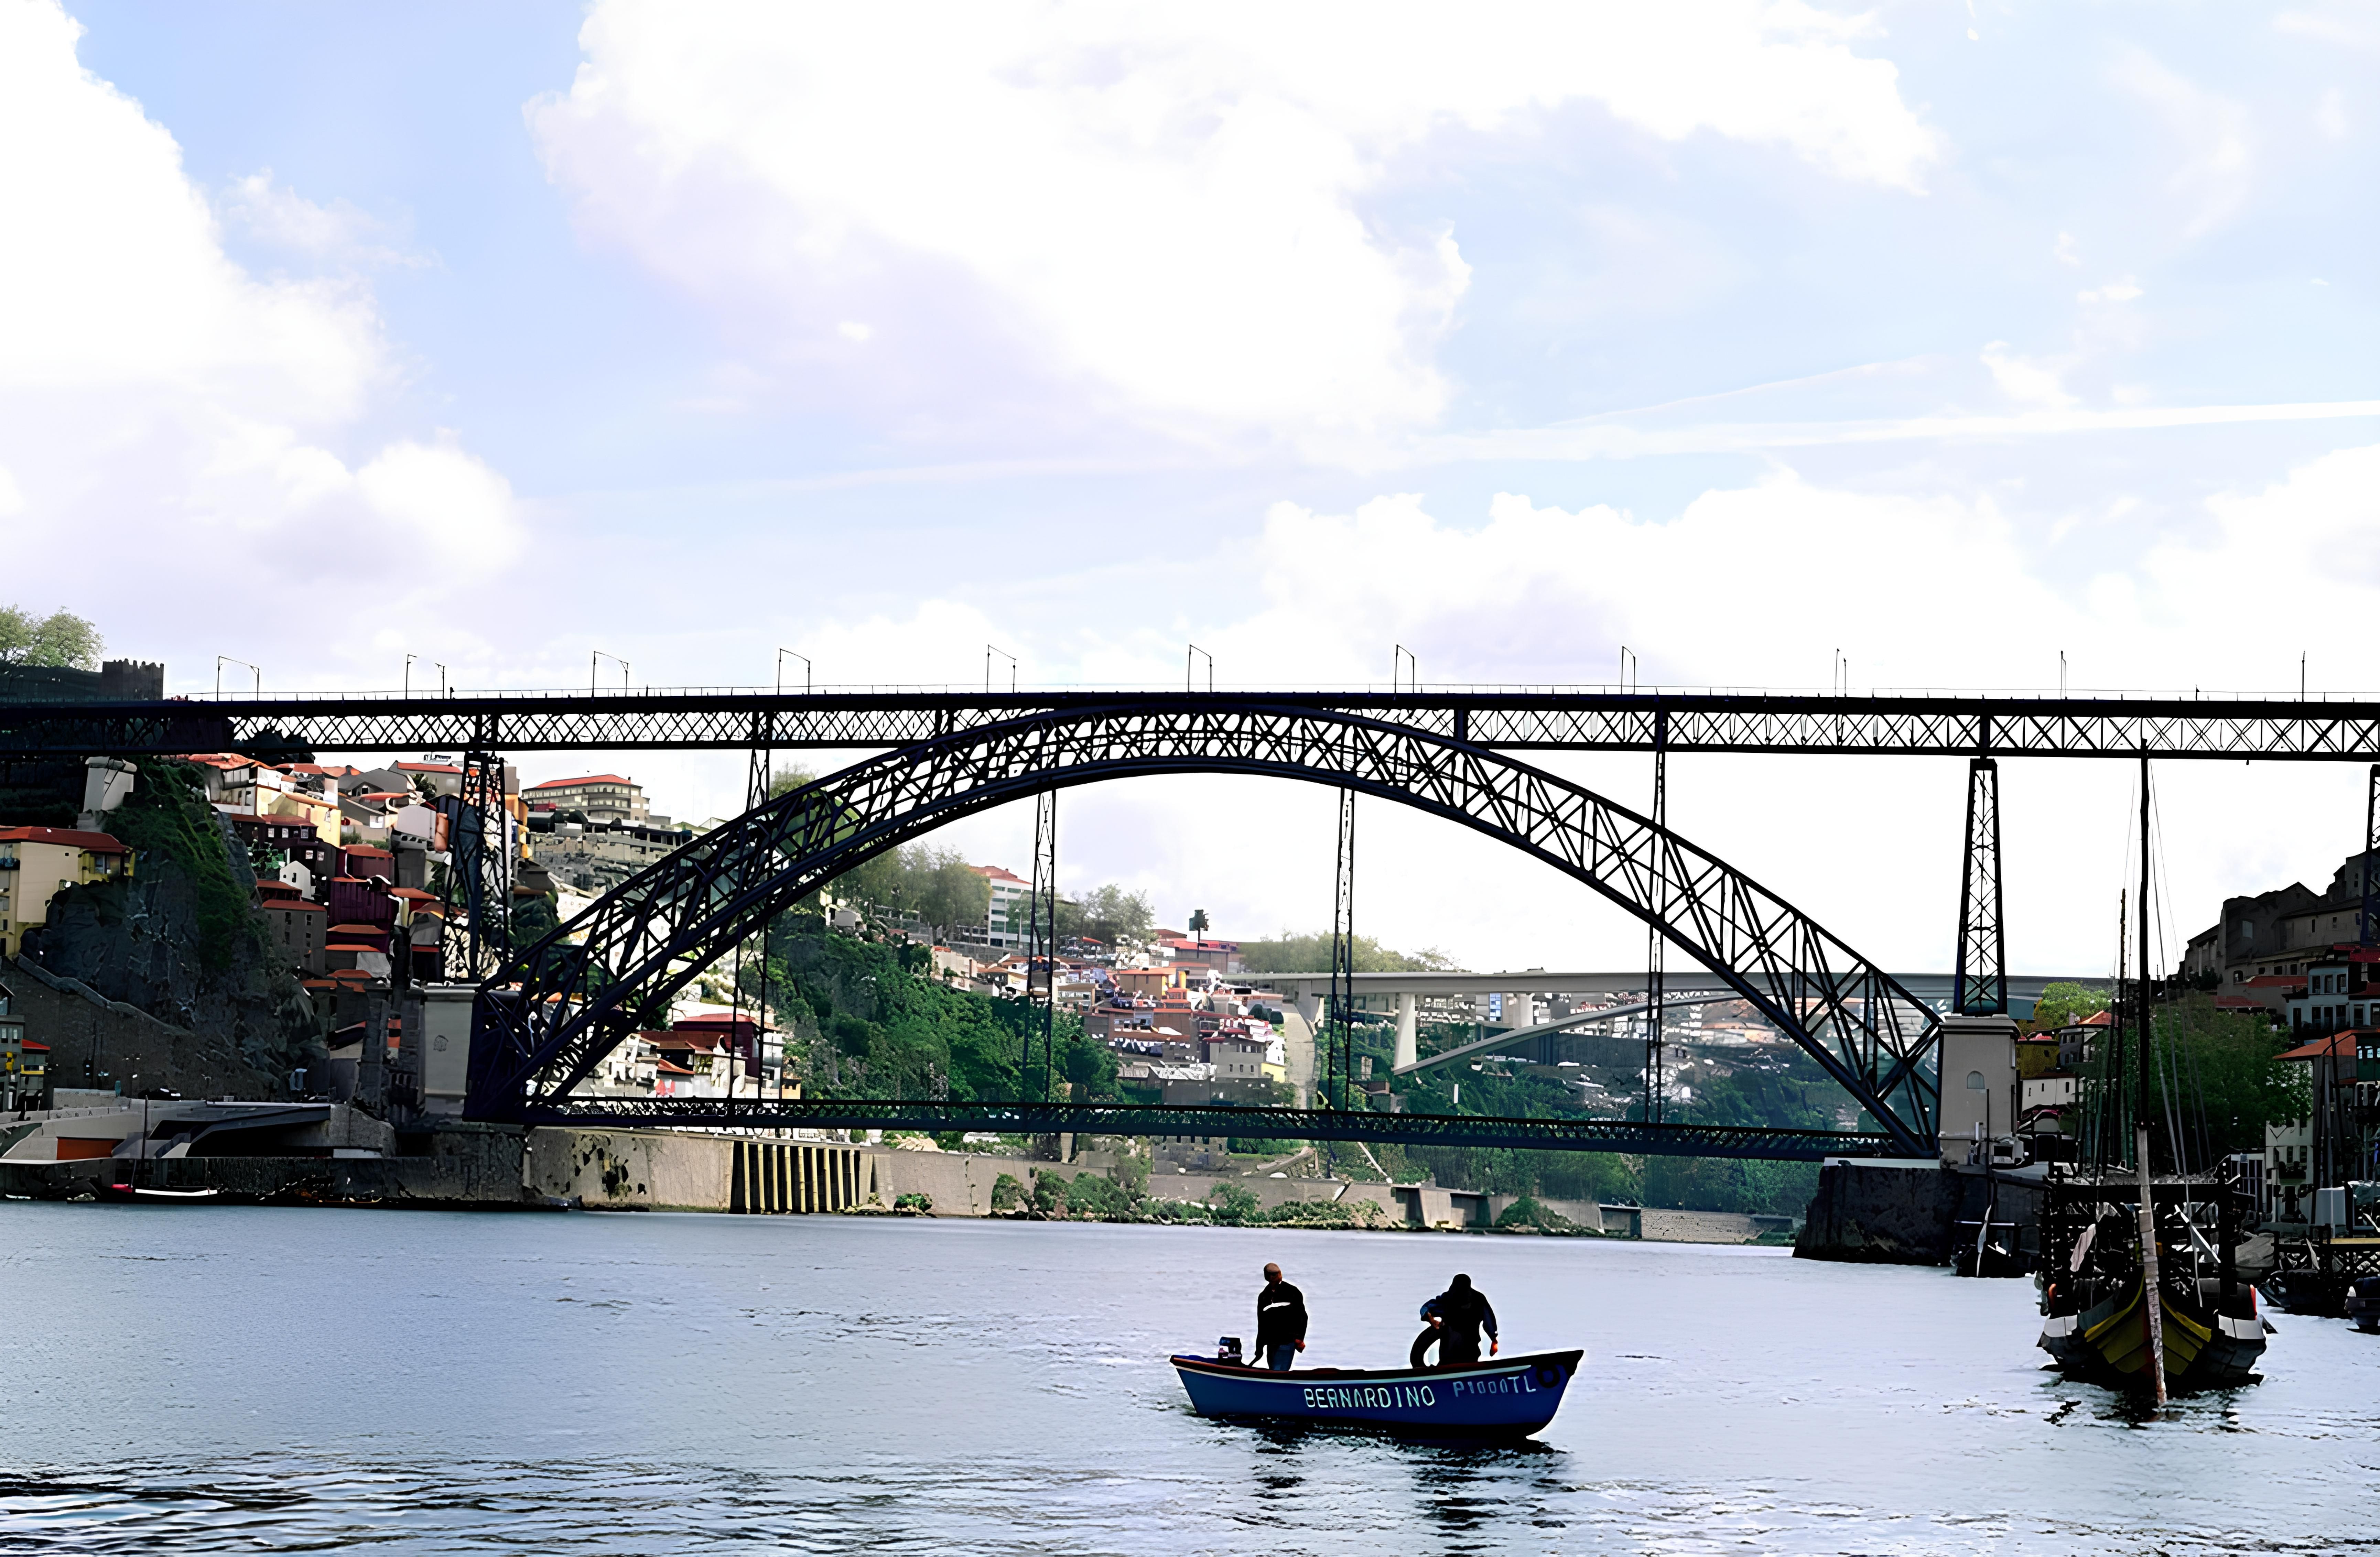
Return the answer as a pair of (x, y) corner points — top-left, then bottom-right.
(975, 864), (1030, 946)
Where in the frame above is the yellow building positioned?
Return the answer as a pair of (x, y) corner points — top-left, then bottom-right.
(0, 975), (38, 1110)
(0, 827), (134, 958)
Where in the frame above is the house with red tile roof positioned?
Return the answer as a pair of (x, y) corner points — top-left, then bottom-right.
(0, 828), (132, 957)
(524, 773), (646, 824)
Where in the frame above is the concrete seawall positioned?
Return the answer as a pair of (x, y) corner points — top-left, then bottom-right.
(2, 1107), (1770, 1242)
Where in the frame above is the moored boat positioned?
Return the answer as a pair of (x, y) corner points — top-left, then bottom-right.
(2032, 761), (2269, 1394)
(1171, 1348), (1582, 1439)
(97, 1182), (222, 1203)
(2037, 1239), (2268, 1389)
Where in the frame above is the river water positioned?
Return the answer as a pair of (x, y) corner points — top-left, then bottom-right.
(0, 1204), (2371, 1554)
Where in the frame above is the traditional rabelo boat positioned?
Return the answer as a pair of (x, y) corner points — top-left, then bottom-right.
(2035, 1170), (2269, 1389)
(2033, 761), (2270, 1394)
(1171, 1347), (1583, 1439)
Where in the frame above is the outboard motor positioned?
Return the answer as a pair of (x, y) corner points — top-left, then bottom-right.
(1217, 1336), (1243, 1364)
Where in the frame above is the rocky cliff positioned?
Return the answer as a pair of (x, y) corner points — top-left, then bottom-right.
(21, 760), (315, 1081)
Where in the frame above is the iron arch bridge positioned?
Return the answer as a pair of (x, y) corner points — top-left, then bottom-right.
(469, 702), (1940, 1159)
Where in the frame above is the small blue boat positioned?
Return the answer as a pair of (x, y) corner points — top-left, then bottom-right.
(1170, 1348), (1583, 1440)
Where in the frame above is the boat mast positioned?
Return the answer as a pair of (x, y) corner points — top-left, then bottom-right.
(2135, 753), (2168, 1406)
(2111, 889), (2127, 1169)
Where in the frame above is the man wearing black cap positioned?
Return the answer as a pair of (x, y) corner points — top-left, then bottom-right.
(1254, 1262), (1307, 1370)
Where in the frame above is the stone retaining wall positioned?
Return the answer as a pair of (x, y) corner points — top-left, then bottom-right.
(1795, 1159), (1958, 1263)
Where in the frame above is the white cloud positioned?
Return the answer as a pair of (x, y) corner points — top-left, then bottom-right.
(2077, 276), (2142, 305)
(2110, 47), (2253, 237)
(1419, 398), (2380, 463)
(354, 438), (527, 578)
(0, 5), (380, 412)
(529, 0), (1940, 450)
(2148, 443), (2380, 611)
(2054, 230), (2080, 266)
(2277, 6), (2380, 53)
(0, 0), (523, 674)
(1979, 341), (2076, 410)
(2316, 88), (2347, 139)
(223, 170), (426, 268)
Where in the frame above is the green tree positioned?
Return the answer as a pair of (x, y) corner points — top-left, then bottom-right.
(2146, 994), (2307, 1164)
(509, 890), (562, 953)
(1061, 1032), (1120, 1096)
(1065, 1171), (1132, 1220)
(1236, 930), (1457, 974)
(828, 841), (991, 937)
(1058, 883), (1154, 947)
(0, 606), (102, 669)
(2031, 980), (2110, 1030)
(759, 911), (1113, 1105)
(1208, 1182), (1261, 1224)
(766, 766), (820, 800)
(910, 846), (992, 936)
(1188, 908), (1210, 936)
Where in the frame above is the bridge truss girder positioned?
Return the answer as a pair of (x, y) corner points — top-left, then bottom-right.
(20, 688), (2380, 761)
(467, 704), (1943, 1155)
(527, 1098), (1895, 1162)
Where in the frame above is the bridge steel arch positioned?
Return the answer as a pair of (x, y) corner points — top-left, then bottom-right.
(467, 704), (1943, 1154)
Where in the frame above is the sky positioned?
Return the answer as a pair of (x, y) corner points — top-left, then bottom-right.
(4, 0), (2378, 977)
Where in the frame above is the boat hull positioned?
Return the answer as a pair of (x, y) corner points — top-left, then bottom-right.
(1171, 1349), (1583, 1440)
(2040, 1282), (2264, 1390)
(96, 1183), (222, 1204)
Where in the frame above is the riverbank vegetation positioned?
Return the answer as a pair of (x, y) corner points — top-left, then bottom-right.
(752, 910), (1117, 1101)
(985, 1165), (1608, 1233)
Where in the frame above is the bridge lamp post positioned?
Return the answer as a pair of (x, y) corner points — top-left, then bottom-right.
(1187, 644), (1212, 692)
(215, 656), (261, 698)
(776, 649), (811, 694)
(592, 650), (630, 694)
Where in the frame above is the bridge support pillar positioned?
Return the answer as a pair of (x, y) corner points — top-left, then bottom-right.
(1935, 1014), (2019, 1164)
(1952, 756), (2007, 1016)
(1394, 992), (1418, 1073)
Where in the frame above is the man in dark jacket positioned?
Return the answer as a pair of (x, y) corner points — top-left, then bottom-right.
(1417, 1273), (1498, 1368)
(1254, 1262), (1307, 1370)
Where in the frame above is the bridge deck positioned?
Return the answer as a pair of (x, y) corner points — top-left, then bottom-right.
(522, 1099), (1897, 1162)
